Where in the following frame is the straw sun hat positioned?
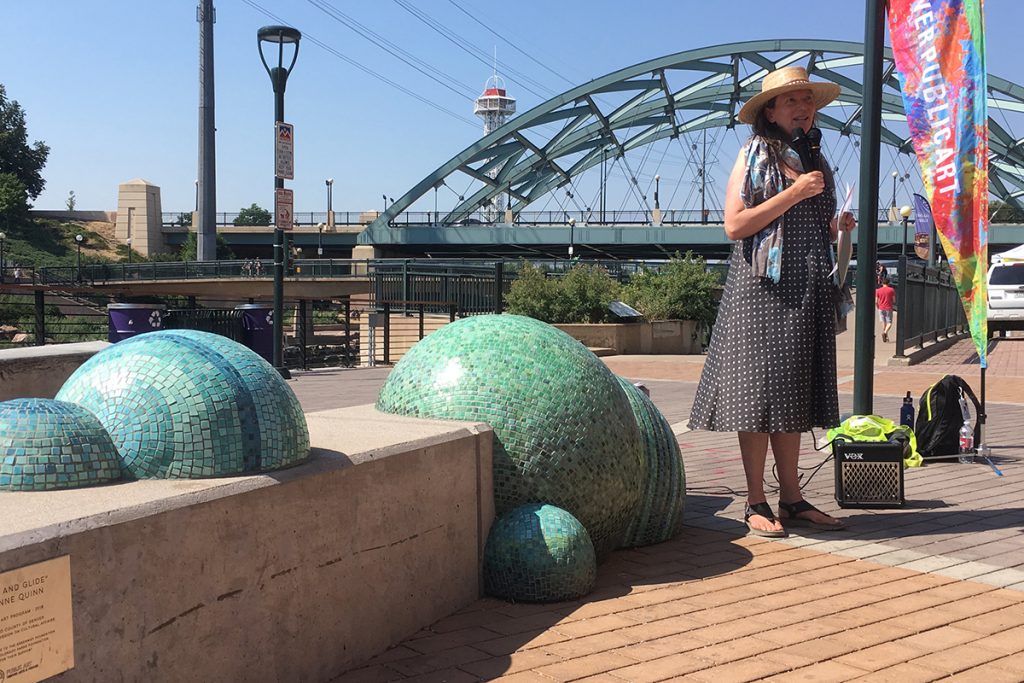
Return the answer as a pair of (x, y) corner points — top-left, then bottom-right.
(737, 66), (840, 125)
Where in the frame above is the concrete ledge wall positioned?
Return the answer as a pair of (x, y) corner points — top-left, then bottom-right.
(556, 320), (700, 354)
(0, 405), (494, 682)
(29, 210), (117, 222)
(0, 341), (109, 401)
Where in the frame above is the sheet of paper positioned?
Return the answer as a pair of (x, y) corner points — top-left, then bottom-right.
(836, 182), (855, 286)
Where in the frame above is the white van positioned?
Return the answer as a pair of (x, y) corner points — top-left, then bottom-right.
(987, 260), (1024, 331)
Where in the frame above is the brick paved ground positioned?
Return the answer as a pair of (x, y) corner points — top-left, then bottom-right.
(292, 322), (1024, 681)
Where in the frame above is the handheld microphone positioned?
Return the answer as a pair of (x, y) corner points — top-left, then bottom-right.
(790, 127), (817, 173)
(807, 127), (822, 172)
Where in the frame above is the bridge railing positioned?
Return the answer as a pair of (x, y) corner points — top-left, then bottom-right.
(894, 258), (967, 358)
(161, 212), (370, 229)
(26, 259), (377, 285)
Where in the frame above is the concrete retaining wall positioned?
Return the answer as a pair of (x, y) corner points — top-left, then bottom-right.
(555, 320), (701, 354)
(29, 210), (117, 223)
(0, 341), (109, 401)
(0, 405), (494, 682)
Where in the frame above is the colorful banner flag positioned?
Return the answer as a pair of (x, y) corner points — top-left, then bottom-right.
(912, 192), (933, 260)
(888, 0), (989, 368)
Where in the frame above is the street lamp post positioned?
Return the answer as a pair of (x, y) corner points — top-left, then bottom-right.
(0, 232), (5, 283)
(567, 217), (576, 260)
(653, 174), (662, 226)
(890, 170), (898, 221)
(325, 178), (334, 228)
(126, 237), (133, 265)
(900, 205), (913, 257)
(257, 24), (301, 378)
(75, 234), (84, 284)
(317, 222), (324, 257)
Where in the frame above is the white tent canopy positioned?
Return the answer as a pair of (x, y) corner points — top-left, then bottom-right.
(993, 244), (1024, 263)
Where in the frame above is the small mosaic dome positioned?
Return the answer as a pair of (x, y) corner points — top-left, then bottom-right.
(616, 378), (687, 547)
(376, 314), (644, 557)
(0, 399), (121, 491)
(56, 330), (309, 479)
(483, 503), (596, 603)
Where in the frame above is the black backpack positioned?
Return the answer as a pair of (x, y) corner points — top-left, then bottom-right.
(914, 375), (981, 458)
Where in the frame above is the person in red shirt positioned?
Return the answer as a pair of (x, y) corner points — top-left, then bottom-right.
(876, 277), (896, 343)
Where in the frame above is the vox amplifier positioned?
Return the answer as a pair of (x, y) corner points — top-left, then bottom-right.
(833, 438), (905, 509)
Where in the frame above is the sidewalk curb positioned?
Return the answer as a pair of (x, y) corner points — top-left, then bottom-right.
(886, 331), (969, 367)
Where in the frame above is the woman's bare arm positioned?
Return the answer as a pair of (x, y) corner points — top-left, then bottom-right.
(723, 151), (826, 241)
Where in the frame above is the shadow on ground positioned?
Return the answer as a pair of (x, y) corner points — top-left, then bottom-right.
(334, 517), (754, 681)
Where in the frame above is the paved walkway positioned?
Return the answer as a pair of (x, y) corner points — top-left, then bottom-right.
(289, 323), (1024, 681)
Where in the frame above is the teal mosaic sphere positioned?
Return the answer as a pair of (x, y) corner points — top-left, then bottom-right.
(56, 330), (309, 479)
(617, 378), (687, 547)
(376, 314), (644, 557)
(0, 399), (121, 491)
(483, 504), (596, 603)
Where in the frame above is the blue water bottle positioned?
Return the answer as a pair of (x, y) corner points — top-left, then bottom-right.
(900, 391), (915, 428)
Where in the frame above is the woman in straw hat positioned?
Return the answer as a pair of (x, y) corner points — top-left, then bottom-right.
(688, 66), (856, 537)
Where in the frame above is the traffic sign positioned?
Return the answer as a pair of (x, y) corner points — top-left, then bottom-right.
(275, 121), (294, 180)
(275, 188), (294, 230)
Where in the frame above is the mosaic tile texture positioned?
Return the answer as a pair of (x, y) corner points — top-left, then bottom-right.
(376, 314), (644, 557)
(56, 330), (309, 479)
(0, 399), (121, 491)
(617, 377), (687, 547)
(483, 503), (596, 603)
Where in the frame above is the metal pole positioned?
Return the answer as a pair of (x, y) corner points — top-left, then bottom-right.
(853, 0), (887, 415)
(197, 0), (217, 261)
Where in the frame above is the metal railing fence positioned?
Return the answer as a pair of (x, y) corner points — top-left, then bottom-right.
(894, 258), (967, 357)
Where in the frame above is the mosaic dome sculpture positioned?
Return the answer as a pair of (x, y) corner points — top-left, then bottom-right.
(483, 503), (596, 603)
(56, 330), (309, 479)
(0, 399), (121, 491)
(376, 314), (644, 556)
(616, 378), (687, 547)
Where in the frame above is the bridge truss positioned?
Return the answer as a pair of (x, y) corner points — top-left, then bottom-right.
(362, 39), (1024, 247)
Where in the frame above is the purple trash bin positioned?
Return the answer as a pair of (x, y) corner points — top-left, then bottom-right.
(107, 303), (166, 343)
(235, 304), (274, 364)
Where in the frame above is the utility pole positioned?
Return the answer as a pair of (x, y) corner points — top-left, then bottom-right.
(197, 0), (217, 261)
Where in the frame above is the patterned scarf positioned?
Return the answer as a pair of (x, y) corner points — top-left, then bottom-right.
(739, 135), (803, 283)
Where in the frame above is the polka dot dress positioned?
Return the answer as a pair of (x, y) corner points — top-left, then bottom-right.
(689, 183), (839, 433)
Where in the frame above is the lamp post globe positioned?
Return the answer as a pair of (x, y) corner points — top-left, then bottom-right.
(257, 24), (301, 378)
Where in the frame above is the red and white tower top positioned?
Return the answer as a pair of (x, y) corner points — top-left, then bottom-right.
(474, 73), (516, 136)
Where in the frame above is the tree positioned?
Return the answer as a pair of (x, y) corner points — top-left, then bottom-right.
(0, 84), (49, 200)
(65, 190), (76, 211)
(0, 173), (28, 230)
(234, 203), (271, 226)
(178, 232), (235, 260)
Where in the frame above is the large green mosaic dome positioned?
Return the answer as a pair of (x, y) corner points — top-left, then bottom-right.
(617, 378), (687, 547)
(56, 330), (309, 479)
(376, 314), (644, 556)
(483, 504), (596, 603)
(0, 399), (121, 491)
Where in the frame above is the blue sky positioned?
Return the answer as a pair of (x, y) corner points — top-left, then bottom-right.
(3, 1), (1023, 216)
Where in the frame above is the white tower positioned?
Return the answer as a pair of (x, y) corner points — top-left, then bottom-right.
(474, 72), (516, 222)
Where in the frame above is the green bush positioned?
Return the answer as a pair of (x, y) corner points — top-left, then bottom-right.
(505, 262), (620, 324)
(620, 252), (720, 330)
(234, 203), (271, 226)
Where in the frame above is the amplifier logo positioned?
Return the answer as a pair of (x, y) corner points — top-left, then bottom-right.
(844, 452), (865, 460)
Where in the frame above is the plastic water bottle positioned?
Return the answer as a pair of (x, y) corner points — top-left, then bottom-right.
(900, 391), (915, 429)
(958, 396), (974, 464)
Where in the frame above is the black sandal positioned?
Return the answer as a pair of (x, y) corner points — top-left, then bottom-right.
(744, 501), (786, 537)
(778, 500), (845, 530)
